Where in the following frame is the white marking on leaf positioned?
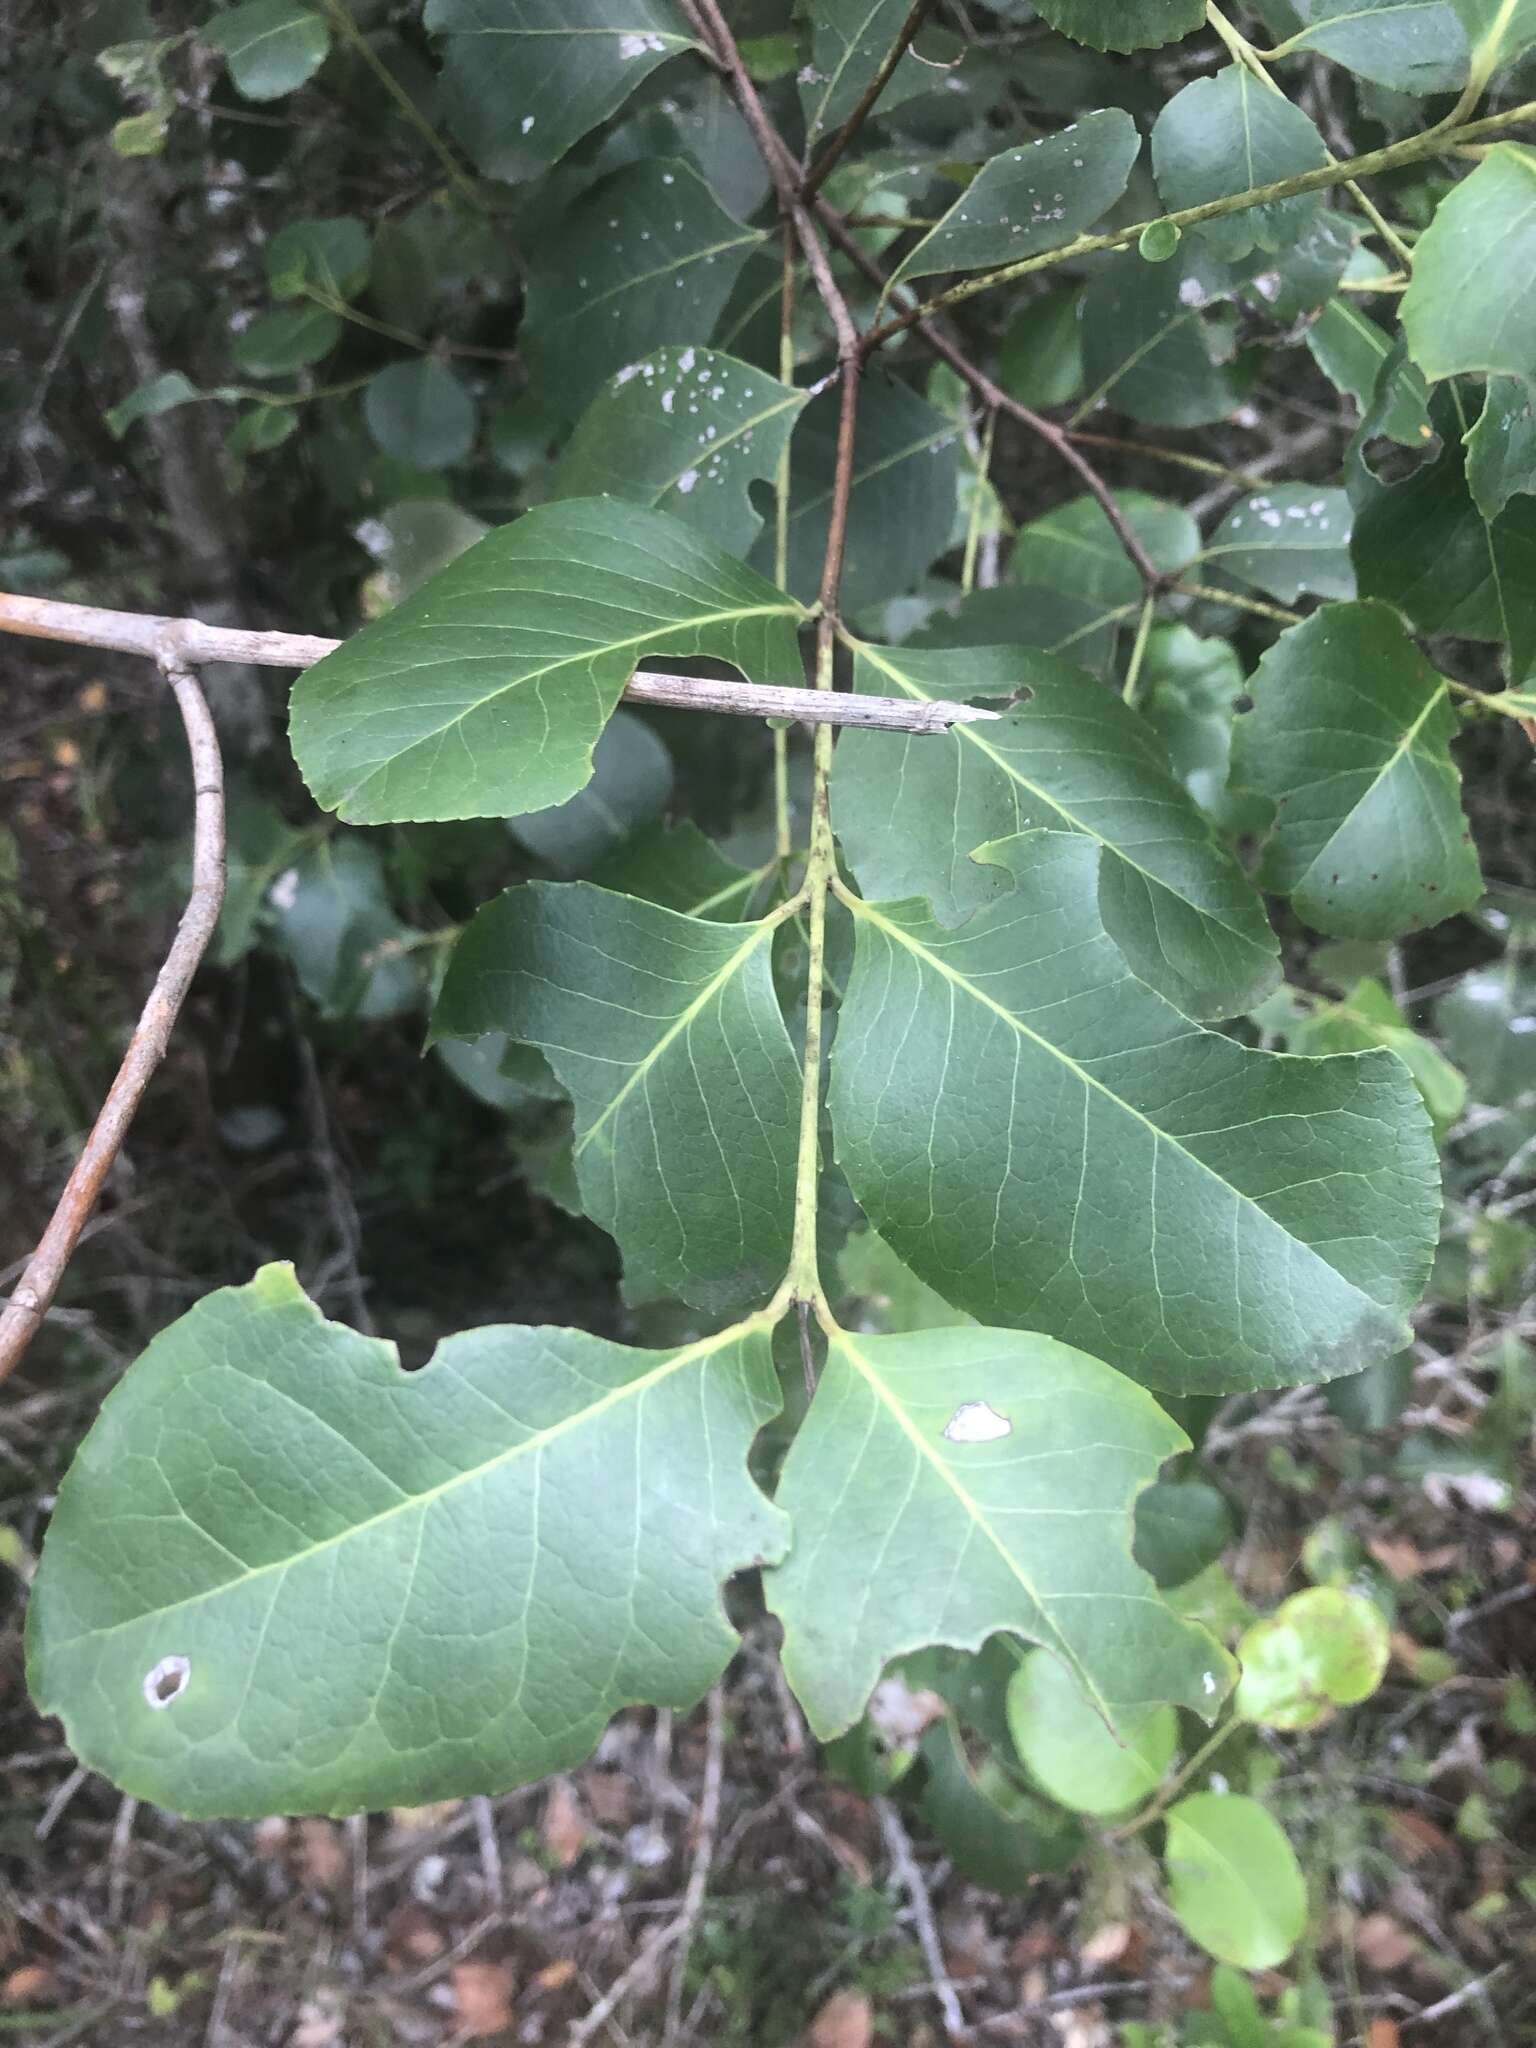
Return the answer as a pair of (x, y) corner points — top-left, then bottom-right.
(942, 1400), (1012, 1444)
(676, 468), (700, 494)
(144, 1655), (190, 1709)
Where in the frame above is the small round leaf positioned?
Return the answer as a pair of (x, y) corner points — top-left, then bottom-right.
(1139, 219), (1182, 263)
(1006, 1649), (1179, 1816)
(363, 361), (476, 470)
(1235, 1586), (1391, 1730)
(1162, 1792), (1308, 1968)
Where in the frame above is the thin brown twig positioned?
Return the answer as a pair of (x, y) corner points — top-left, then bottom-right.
(0, 594), (996, 736)
(802, 0), (933, 201)
(0, 656), (225, 1383)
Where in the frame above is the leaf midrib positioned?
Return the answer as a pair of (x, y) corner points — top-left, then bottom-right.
(1293, 679), (1450, 895)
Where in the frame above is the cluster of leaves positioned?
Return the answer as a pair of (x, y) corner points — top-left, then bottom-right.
(16, 0), (1536, 2006)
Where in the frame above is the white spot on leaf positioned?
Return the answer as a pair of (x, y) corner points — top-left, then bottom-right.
(942, 1400), (1012, 1444)
(268, 867), (301, 912)
(676, 468), (699, 493)
(144, 1655), (190, 1709)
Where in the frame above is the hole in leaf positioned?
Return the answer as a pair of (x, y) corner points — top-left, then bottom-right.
(942, 1400), (1012, 1444)
(143, 1655), (190, 1709)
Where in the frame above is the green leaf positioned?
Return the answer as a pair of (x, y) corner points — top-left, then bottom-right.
(836, 1226), (974, 1334)
(508, 710), (672, 876)
(520, 159), (762, 420)
(264, 215), (371, 300)
(363, 361), (476, 470)
(1289, 979), (1468, 1133)
(105, 371), (201, 439)
(433, 882), (800, 1312)
(1465, 375), (1536, 522)
(798, 0), (935, 143)
(1151, 69), (1328, 262)
(1231, 602), (1483, 937)
(1134, 1479), (1236, 1588)
(549, 347), (806, 558)
(25, 1265), (787, 1816)
(1438, 958), (1536, 1108)
(1199, 486), (1356, 603)
(754, 372), (960, 615)
(1274, 0), (1470, 92)
(1079, 253), (1252, 427)
(289, 499), (803, 825)
(828, 832), (1439, 1395)
(998, 285), (1086, 409)
(833, 639), (1281, 1019)
(917, 1718), (1084, 1889)
(203, 0), (329, 101)
(231, 305), (340, 376)
(1454, 0), (1536, 67)
(267, 835), (425, 1020)
(426, 0), (695, 178)
(227, 404), (299, 456)
(1139, 218), (1182, 262)
(1402, 145), (1536, 385)
(1304, 300), (1433, 447)
(1235, 1585), (1391, 1729)
(1029, 0), (1205, 52)
(1137, 624), (1250, 824)
(767, 1322), (1231, 1738)
(357, 499), (490, 602)
(1010, 490), (1199, 613)
(1162, 1793), (1309, 1968)
(889, 112), (1141, 288)
(215, 798), (310, 967)
(1007, 1649), (1179, 1814)
(587, 819), (768, 919)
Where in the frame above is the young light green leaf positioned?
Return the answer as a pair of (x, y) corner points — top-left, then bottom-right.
(767, 1323), (1232, 1739)
(1029, 0), (1204, 51)
(1151, 69), (1328, 262)
(1232, 602), (1483, 937)
(890, 112), (1141, 288)
(426, 0), (695, 178)
(1402, 145), (1536, 385)
(231, 305), (340, 376)
(289, 499), (804, 825)
(508, 710), (672, 877)
(753, 373), (960, 614)
(433, 882), (800, 1312)
(798, 0), (934, 142)
(1465, 375), (1536, 522)
(1162, 1794), (1308, 1968)
(1079, 254), (1251, 427)
(833, 639), (1280, 1019)
(25, 1265), (787, 1817)
(520, 159), (762, 419)
(1199, 486), (1355, 603)
(549, 347), (806, 558)
(1007, 1650), (1179, 1815)
(829, 832), (1439, 1395)
(1235, 1585), (1391, 1729)
(264, 215), (370, 300)
(1271, 0), (1470, 92)
(105, 372), (202, 440)
(363, 361), (476, 470)
(203, 0), (329, 101)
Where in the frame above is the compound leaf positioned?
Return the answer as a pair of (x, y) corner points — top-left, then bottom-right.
(1231, 601), (1482, 937)
(25, 1265), (787, 1817)
(829, 832), (1439, 1395)
(433, 882), (801, 1313)
(833, 638), (1280, 1018)
(767, 1322), (1232, 1737)
(289, 499), (803, 825)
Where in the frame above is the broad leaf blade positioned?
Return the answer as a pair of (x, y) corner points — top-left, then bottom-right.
(425, 0), (696, 177)
(1151, 69), (1328, 261)
(1200, 486), (1355, 603)
(891, 112), (1141, 287)
(1030, 0), (1204, 51)
(289, 499), (803, 825)
(798, 0), (934, 142)
(1278, 0), (1470, 91)
(829, 833), (1439, 1394)
(433, 882), (801, 1312)
(1231, 601), (1482, 937)
(26, 1266), (787, 1816)
(549, 347), (806, 558)
(767, 1323), (1232, 1738)
(1402, 145), (1536, 385)
(834, 640), (1280, 1018)
(1465, 375), (1536, 522)
(204, 0), (329, 101)
(1079, 254), (1251, 427)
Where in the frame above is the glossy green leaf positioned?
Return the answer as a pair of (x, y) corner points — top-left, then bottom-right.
(833, 639), (1280, 1018)
(549, 347), (805, 558)
(828, 832), (1439, 1395)
(363, 361), (476, 470)
(1029, 0), (1205, 51)
(1079, 252), (1251, 427)
(289, 499), (803, 825)
(1465, 375), (1536, 522)
(267, 835), (425, 1021)
(508, 710), (672, 876)
(1272, 0), (1470, 92)
(1162, 1793), (1308, 1968)
(1007, 1649), (1179, 1814)
(426, 0), (694, 178)
(1235, 1585), (1391, 1729)
(433, 882), (800, 1312)
(1402, 146), (1536, 385)
(25, 1266), (786, 1816)
(768, 1323), (1232, 1738)
(1200, 486), (1355, 603)
(204, 0), (329, 101)
(1152, 69), (1328, 262)
(264, 215), (370, 300)
(1134, 1480), (1236, 1589)
(231, 305), (340, 376)
(754, 372), (960, 614)
(798, 0), (934, 143)
(997, 285), (1086, 409)
(1232, 602), (1482, 937)
(890, 112), (1141, 287)
(520, 159), (761, 419)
